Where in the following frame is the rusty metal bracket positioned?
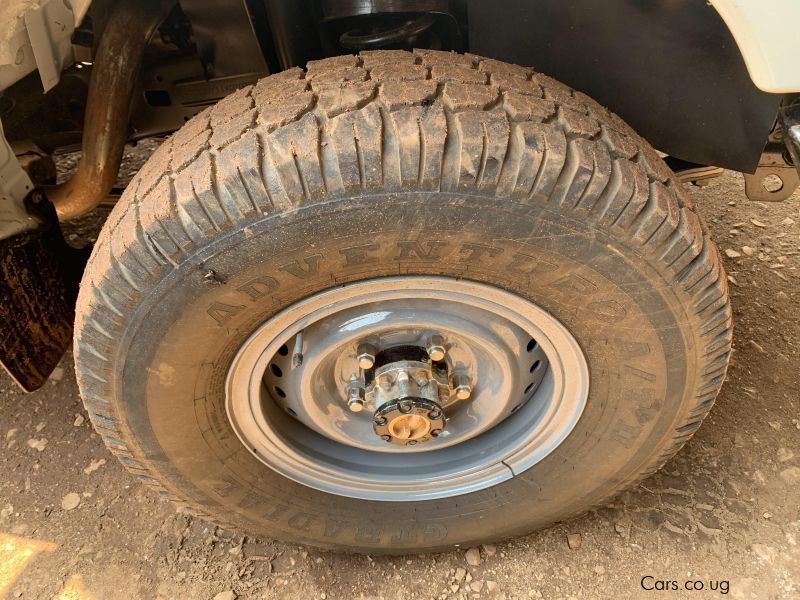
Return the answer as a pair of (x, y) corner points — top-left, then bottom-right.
(743, 145), (799, 202)
(47, 0), (176, 220)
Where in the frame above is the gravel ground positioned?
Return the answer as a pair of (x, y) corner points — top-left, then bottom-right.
(1, 162), (799, 599)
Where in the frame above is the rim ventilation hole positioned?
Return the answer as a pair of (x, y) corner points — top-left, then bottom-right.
(530, 360), (541, 373)
(527, 339), (538, 352)
(277, 344), (289, 356)
(286, 407), (297, 417)
(524, 382), (535, 394)
(274, 386), (287, 398)
(270, 364), (283, 377)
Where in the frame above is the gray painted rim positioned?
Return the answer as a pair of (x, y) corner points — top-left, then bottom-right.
(225, 276), (589, 501)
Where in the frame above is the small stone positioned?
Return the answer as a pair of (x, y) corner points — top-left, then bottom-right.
(777, 448), (794, 463)
(751, 544), (776, 562)
(777, 291), (789, 301)
(213, 592), (236, 600)
(26, 438), (47, 452)
(84, 459), (106, 475)
(450, 584), (460, 593)
(6, 428), (17, 441)
(73, 415), (85, 427)
(486, 581), (498, 592)
(748, 340), (766, 354)
(465, 572), (473, 583)
(750, 219), (766, 227)
(724, 249), (741, 258)
(741, 245), (756, 256)
(465, 547), (482, 566)
(470, 581), (484, 593)
(454, 567), (467, 582)
(768, 421), (781, 430)
(1, 504), (13, 518)
(50, 367), (64, 382)
(61, 493), (81, 511)
(594, 565), (605, 576)
(780, 217), (795, 226)
(614, 523), (630, 539)
(779, 466), (800, 485)
(567, 533), (582, 549)
(727, 275), (738, 286)
(482, 544), (497, 556)
(35, 422), (46, 432)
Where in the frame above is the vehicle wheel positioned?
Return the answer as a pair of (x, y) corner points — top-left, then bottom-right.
(74, 50), (732, 552)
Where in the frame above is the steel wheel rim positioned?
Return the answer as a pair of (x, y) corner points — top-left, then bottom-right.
(226, 276), (589, 501)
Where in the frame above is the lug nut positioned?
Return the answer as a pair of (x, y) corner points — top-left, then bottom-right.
(416, 371), (429, 387)
(452, 374), (472, 400)
(347, 386), (365, 412)
(426, 335), (446, 362)
(356, 342), (377, 370)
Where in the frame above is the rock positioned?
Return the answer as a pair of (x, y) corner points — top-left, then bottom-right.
(26, 438), (47, 452)
(486, 581), (498, 592)
(464, 547), (481, 567)
(73, 415), (85, 427)
(566, 533), (582, 549)
(780, 217), (795, 226)
(50, 367), (64, 382)
(614, 522), (630, 539)
(726, 275), (738, 286)
(454, 567), (467, 582)
(741, 245), (756, 256)
(470, 581), (484, 593)
(5, 428), (17, 441)
(724, 249), (741, 258)
(35, 422), (46, 432)
(777, 291), (789, 301)
(777, 448), (794, 463)
(779, 466), (800, 485)
(594, 565), (605, 576)
(61, 493), (81, 511)
(750, 218), (766, 227)
(84, 459), (106, 475)
(213, 592), (237, 600)
(748, 340), (766, 354)
(481, 544), (497, 557)
(750, 544), (776, 562)
(1, 504), (12, 518)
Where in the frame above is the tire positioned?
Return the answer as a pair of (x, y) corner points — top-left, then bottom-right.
(74, 49), (732, 553)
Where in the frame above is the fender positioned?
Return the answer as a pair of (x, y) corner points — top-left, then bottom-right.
(710, 0), (800, 93)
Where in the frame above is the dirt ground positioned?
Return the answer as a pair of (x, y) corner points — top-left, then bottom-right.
(1, 160), (798, 599)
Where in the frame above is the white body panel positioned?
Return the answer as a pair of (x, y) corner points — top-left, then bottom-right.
(0, 0), (91, 93)
(710, 0), (800, 93)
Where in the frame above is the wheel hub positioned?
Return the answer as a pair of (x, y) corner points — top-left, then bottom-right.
(346, 341), (470, 445)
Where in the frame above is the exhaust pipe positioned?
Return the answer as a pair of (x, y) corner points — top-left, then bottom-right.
(48, 0), (175, 220)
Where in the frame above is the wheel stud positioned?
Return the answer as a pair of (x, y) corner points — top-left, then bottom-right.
(356, 342), (377, 370)
(380, 434), (392, 442)
(346, 375), (365, 412)
(426, 335), (446, 362)
(453, 373), (472, 400)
